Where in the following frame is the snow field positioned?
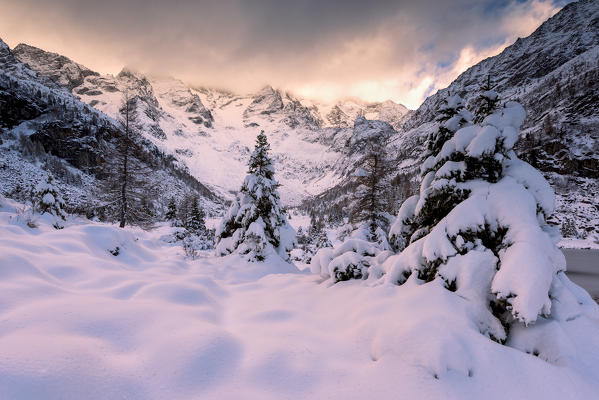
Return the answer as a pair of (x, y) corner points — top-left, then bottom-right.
(1, 197), (599, 399)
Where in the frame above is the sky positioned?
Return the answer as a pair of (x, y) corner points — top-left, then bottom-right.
(0, 0), (571, 108)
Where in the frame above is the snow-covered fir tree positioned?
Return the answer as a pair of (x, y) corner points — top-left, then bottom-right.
(34, 174), (66, 221)
(474, 75), (499, 123)
(389, 93), (472, 252)
(167, 194), (214, 253)
(314, 229), (332, 250)
(293, 215), (334, 264)
(380, 99), (567, 344)
(215, 131), (295, 261)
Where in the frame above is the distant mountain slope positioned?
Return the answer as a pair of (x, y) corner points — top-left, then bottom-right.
(11, 44), (410, 204)
(0, 38), (222, 217)
(13, 43), (99, 90)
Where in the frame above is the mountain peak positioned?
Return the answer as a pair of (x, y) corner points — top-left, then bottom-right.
(0, 37), (9, 52)
(12, 42), (98, 90)
(117, 67), (145, 80)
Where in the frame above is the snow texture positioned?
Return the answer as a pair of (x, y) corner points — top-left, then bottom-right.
(1, 195), (599, 399)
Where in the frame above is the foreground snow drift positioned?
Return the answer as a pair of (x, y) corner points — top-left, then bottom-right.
(1, 199), (599, 399)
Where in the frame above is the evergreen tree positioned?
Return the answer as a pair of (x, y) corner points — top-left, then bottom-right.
(34, 175), (66, 221)
(474, 75), (499, 123)
(296, 226), (305, 242)
(308, 213), (324, 239)
(389, 92), (472, 250)
(185, 196), (206, 234)
(312, 136), (391, 282)
(314, 229), (332, 250)
(165, 197), (177, 222)
(97, 91), (158, 228)
(348, 140), (391, 244)
(384, 100), (564, 344)
(427, 92), (469, 157)
(215, 131), (295, 261)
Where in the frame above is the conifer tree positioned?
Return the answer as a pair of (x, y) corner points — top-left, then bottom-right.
(389, 93), (472, 251)
(308, 213), (324, 239)
(215, 131), (295, 261)
(384, 99), (565, 343)
(348, 140), (391, 245)
(474, 75), (499, 123)
(185, 196), (206, 234)
(314, 229), (332, 250)
(427, 92), (470, 157)
(165, 198), (177, 222)
(34, 175), (66, 220)
(97, 91), (157, 228)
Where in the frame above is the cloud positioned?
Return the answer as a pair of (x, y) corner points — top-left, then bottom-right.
(0, 0), (567, 108)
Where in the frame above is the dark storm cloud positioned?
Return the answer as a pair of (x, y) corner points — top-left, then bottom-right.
(0, 0), (570, 107)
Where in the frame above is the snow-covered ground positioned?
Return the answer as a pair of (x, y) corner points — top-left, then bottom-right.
(2, 196), (599, 399)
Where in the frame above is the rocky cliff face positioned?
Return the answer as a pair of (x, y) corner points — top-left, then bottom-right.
(13, 43), (99, 90)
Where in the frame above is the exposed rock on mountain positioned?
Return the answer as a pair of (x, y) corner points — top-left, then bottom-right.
(13, 43), (99, 90)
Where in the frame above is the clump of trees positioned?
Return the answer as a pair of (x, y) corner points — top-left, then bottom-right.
(165, 194), (214, 258)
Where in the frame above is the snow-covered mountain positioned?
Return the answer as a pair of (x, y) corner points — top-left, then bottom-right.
(9, 44), (410, 204)
(12, 43), (99, 90)
(0, 38), (222, 217)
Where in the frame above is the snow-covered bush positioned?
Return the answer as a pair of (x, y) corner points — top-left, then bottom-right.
(34, 175), (66, 223)
(295, 216), (333, 264)
(215, 131), (295, 261)
(381, 98), (571, 344)
(312, 228), (392, 282)
(170, 195), (214, 254)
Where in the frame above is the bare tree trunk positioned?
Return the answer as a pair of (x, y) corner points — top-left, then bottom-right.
(119, 93), (130, 228)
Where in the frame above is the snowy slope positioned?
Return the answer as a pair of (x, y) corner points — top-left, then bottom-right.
(1, 197), (599, 399)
